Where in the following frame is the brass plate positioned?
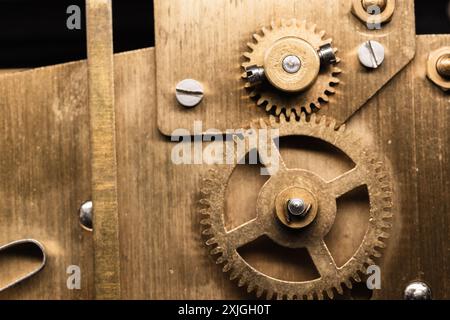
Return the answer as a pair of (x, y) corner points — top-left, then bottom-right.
(155, 0), (415, 134)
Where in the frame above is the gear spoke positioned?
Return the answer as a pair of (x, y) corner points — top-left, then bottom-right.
(307, 240), (338, 277)
(327, 166), (366, 198)
(258, 138), (287, 175)
(226, 218), (266, 249)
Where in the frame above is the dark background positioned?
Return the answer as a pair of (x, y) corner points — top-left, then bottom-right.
(0, 0), (449, 68)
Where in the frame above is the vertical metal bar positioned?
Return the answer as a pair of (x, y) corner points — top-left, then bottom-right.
(86, 0), (121, 299)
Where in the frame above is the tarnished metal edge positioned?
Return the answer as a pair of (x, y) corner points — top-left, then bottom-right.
(86, 0), (121, 299)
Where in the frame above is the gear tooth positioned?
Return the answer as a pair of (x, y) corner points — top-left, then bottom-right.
(376, 240), (387, 249)
(261, 26), (269, 36)
(285, 108), (292, 118)
(244, 82), (252, 89)
(380, 231), (390, 239)
(266, 289), (274, 300)
(275, 105), (283, 115)
(316, 291), (324, 300)
(202, 228), (213, 236)
(344, 279), (353, 289)
(333, 67), (342, 74)
(216, 256), (226, 264)
(238, 274), (247, 287)
(330, 77), (340, 84)
(366, 258), (375, 265)
(199, 199), (211, 207)
(279, 113), (287, 123)
(265, 103), (274, 112)
(321, 94), (330, 103)
(230, 268), (241, 280)
(243, 52), (252, 59)
(286, 293), (294, 300)
(306, 293), (315, 300)
(335, 284), (344, 295)
(352, 273), (362, 283)
(318, 30), (326, 38)
(309, 23), (317, 32)
(300, 112), (307, 122)
(326, 288), (335, 299)
(205, 238), (217, 246)
(256, 286), (265, 298)
(199, 208), (209, 216)
(246, 42), (256, 51)
(269, 115), (279, 127)
(281, 18), (287, 27)
(222, 263), (232, 273)
(323, 37), (333, 44)
(337, 123), (346, 133)
(252, 33), (262, 42)
(310, 113), (317, 124)
(328, 117), (337, 129)
(259, 118), (267, 128)
(247, 281), (256, 293)
(256, 97), (266, 106)
(210, 247), (222, 255)
(326, 87), (336, 94)
(270, 21), (277, 29)
(249, 90), (258, 98)
(200, 218), (211, 226)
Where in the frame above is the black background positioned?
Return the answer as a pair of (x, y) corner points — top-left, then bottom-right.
(0, 0), (449, 68)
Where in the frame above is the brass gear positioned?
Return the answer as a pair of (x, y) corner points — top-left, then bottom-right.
(242, 19), (342, 118)
(199, 114), (393, 300)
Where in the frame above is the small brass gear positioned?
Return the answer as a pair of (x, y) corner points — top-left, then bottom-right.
(242, 19), (342, 118)
(199, 115), (393, 300)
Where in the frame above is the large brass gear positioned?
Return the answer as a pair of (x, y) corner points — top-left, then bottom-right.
(199, 114), (393, 300)
(242, 19), (342, 118)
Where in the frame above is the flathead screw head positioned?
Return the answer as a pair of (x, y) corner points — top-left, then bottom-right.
(175, 79), (204, 108)
(358, 40), (385, 69)
(404, 281), (432, 300)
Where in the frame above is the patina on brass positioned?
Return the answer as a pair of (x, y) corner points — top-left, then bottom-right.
(243, 19), (341, 117)
(86, 0), (121, 299)
(200, 115), (393, 299)
(427, 47), (450, 91)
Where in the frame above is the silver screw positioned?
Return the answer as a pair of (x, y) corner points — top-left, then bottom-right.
(245, 65), (266, 85)
(287, 198), (309, 217)
(318, 44), (338, 66)
(282, 55), (302, 74)
(358, 40), (385, 69)
(175, 79), (204, 108)
(404, 281), (432, 300)
(79, 201), (93, 231)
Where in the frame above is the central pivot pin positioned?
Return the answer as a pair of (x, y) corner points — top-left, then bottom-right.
(287, 198), (310, 218)
(282, 55), (302, 74)
(275, 187), (318, 230)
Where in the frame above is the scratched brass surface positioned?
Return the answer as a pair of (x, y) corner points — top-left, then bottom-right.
(154, 0), (415, 134)
(0, 35), (449, 299)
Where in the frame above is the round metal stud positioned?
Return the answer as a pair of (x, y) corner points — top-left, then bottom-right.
(404, 281), (432, 300)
